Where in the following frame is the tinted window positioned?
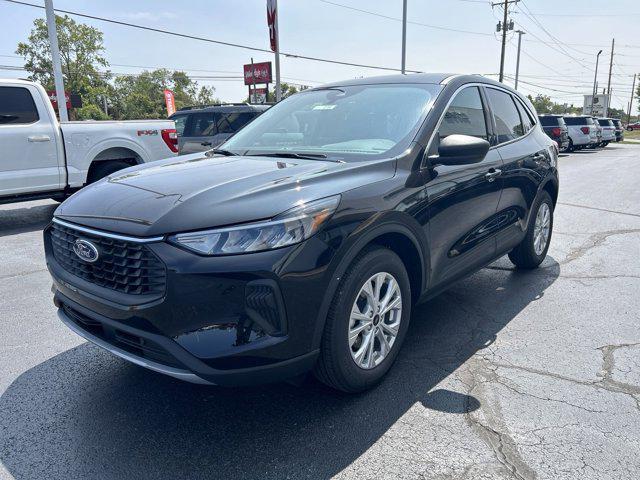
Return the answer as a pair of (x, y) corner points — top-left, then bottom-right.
(0, 86), (39, 124)
(188, 113), (216, 136)
(486, 88), (524, 143)
(598, 119), (613, 127)
(515, 99), (533, 132)
(564, 117), (593, 126)
(216, 112), (258, 134)
(172, 114), (188, 136)
(438, 87), (488, 140)
(540, 116), (560, 126)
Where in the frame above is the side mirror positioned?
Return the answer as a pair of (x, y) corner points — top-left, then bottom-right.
(437, 134), (490, 166)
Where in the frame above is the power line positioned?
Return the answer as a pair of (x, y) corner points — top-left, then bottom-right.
(318, 0), (494, 36)
(3, 0), (421, 74)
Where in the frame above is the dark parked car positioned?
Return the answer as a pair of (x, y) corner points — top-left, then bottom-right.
(170, 103), (269, 155)
(45, 74), (559, 392)
(538, 114), (569, 151)
(612, 119), (624, 142)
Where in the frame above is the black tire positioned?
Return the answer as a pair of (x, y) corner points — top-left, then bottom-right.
(508, 191), (554, 269)
(314, 247), (412, 392)
(567, 139), (574, 152)
(87, 161), (131, 184)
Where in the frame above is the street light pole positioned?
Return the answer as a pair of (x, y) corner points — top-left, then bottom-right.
(44, 0), (68, 122)
(590, 49), (603, 115)
(401, 0), (407, 74)
(514, 30), (525, 90)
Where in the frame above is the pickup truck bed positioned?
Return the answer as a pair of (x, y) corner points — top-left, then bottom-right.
(0, 78), (177, 204)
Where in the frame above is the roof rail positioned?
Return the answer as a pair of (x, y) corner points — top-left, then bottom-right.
(177, 102), (250, 111)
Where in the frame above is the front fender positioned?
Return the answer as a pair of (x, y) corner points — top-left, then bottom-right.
(310, 211), (430, 349)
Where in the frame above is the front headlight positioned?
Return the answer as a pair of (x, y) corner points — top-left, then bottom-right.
(168, 195), (340, 255)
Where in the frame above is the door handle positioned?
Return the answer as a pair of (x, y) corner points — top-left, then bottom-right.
(485, 168), (502, 182)
(201, 141), (212, 146)
(28, 135), (51, 143)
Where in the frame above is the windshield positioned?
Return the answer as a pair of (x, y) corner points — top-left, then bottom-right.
(222, 83), (441, 161)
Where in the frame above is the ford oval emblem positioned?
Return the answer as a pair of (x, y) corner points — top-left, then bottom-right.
(73, 239), (99, 263)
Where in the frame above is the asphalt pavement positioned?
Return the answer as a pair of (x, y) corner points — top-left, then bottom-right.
(1, 144), (639, 480)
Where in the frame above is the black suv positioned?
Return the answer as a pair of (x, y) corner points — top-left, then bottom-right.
(170, 104), (269, 155)
(45, 74), (558, 392)
(538, 114), (569, 151)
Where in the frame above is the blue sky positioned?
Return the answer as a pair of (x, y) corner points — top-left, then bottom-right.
(2, 0), (639, 111)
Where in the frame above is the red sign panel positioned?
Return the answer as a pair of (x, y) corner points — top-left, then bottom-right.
(47, 90), (71, 109)
(243, 62), (273, 85)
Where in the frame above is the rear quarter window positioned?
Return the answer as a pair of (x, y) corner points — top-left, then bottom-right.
(0, 86), (39, 124)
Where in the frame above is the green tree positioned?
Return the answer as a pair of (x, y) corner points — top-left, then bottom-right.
(527, 94), (554, 114)
(111, 69), (219, 119)
(16, 15), (110, 117)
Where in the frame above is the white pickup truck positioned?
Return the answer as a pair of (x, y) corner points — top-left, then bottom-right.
(0, 78), (178, 204)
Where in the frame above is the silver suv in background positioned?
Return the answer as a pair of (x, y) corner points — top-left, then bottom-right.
(170, 104), (270, 155)
(596, 118), (616, 146)
(563, 115), (598, 151)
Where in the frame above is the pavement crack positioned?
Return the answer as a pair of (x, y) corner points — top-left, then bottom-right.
(560, 228), (640, 265)
(0, 268), (48, 280)
(557, 202), (640, 218)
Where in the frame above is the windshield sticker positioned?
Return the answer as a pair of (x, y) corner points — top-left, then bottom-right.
(312, 104), (337, 110)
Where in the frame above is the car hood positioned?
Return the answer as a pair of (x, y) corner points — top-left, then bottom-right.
(55, 152), (396, 237)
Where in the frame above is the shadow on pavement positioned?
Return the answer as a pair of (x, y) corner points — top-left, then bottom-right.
(0, 257), (560, 479)
(0, 201), (57, 237)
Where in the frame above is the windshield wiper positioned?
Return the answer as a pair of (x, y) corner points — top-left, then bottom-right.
(247, 152), (340, 162)
(206, 148), (238, 157)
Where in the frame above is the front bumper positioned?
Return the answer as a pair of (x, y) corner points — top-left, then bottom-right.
(45, 222), (334, 385)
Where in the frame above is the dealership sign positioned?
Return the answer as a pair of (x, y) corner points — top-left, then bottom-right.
(583, 94), (609, 117)
(244, 62), (273, 85)
(47, 91), (82, 110)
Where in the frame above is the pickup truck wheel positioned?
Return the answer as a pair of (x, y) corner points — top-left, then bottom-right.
(314, 247), (411, 392)
(88, 161), (131, 184)
(508, 191), (553, 270)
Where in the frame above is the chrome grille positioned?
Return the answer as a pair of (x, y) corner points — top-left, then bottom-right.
(50, 221), (166, 296)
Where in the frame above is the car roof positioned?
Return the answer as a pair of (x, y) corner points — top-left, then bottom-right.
(306, 73), (509, 90)
(538, 114), (563, 117)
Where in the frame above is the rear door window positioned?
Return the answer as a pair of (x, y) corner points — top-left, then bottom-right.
(215, 112), (258, 134)
(188, 112), (216, 137)
(486, 88), (524, 143)
(0, 86), (39, 124)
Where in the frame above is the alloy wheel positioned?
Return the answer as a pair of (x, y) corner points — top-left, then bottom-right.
(533, 202), (551, 255)
(348, 272), (403, 369)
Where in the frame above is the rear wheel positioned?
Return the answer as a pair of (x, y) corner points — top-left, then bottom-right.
(508, 191), (553, 269)
(314, 247), (411, 392)
(567, 139), (574, 152)
(87, 161), (131, 184)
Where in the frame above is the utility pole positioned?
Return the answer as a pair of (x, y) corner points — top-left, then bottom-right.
(401, 0), (407, 74)
(514, 30), (525, 90)
(494, 0), (518, 83)
(628, 73), (637, 125)
(44, 0), (68, 122)
(606, 38), (615, 95)
(590, 49), (603, 115)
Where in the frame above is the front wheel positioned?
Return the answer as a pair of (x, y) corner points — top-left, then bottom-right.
(508, 191), (553, 269)
(314, 247), (411, 392)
